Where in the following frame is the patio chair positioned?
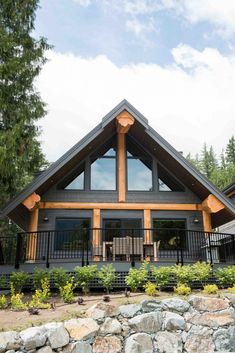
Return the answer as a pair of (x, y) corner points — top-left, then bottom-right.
(112, 237), (144, 261)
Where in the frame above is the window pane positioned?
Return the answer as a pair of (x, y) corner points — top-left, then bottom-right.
(65, 171), (84, 190)
(127, 159), (152, 191)
(91, 158), (116, 190)
(158, 178), (172, 191)
(103, 148), (116, 157)
(153, 219), (186, 250)
(158, 165), (184, 192)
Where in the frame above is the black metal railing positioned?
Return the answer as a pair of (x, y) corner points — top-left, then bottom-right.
(0, 228), (234, 268)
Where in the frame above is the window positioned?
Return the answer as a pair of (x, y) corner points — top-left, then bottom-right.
(152, 219), (186, 250)
(58, 163), (85, 190)
(91, 148), (116, 190)
(103, 218), (142, 241)
(65, 171), (84, 190)
(55, 218), (90, 251)
(126, 140), (153, 191)
(158, 164), (184, 192)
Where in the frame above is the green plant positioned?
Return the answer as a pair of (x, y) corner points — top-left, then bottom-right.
(98, 264), (117, 294)
(0, 275), (5, 288)
(50, 267), (70, 289)
(74, 265), (97, 295)
(33, 268), (50, 290)
(191, 262), (212, 285)
(125, 262), (148, 292)
(173, 265), (194, 285)
(0, 295), (7, 309)
(10, 271), (30, 293)
(10, 284), (27, 310)
(227, 285), (235, 294)
(174, 283), (191, 296)
(144, 282), (157, 296)
(29, 290), (50, 309)
(215, 266), (235, 287)
(40, 278), (51, 302)
(151, 266), (172, 291)
(203, 284), (219, 294)
(59, 278), (75, 303)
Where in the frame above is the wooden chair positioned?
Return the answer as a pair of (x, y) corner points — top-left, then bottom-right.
(112, 237), (144, 261)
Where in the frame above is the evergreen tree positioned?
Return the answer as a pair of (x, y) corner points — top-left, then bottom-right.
(225, 135), (235, 164)
(200, 144), (218, 179)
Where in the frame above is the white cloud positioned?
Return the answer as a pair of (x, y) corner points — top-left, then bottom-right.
(36, 47), (235, 163)
(126, 17), (156, 37)
(72, 0), (92, 7)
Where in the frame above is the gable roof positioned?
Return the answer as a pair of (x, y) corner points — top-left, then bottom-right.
(2, 99), (235, 229)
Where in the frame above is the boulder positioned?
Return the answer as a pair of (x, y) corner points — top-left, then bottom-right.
(119, 304), (141, 318)
(184, 326), (215, 353)
(36, 347), (53, 353)
(64, 318), (99, 341)
(189, 296), (229, 312)
(93, 336), (122, 353)
(0, 331), (21, 351)
(86, 302), (118, 319)
(20, 327), (47, 350)
(44, 322), (69, 349)
(100, 318), (122, 335)
(141, 300), (162, 313)
(162, 298), (190, 313)
(187, 309), (234, 328)
(163, 311), (185, 331)
(125, 333), (153, 353)
(154, 332), (182, 353)
(213, 328), (232, 351)
(128, 312), (162, 333)
(71, 341), (92, 353)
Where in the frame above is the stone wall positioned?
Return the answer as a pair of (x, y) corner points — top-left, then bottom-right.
(0, 295), (235, 353)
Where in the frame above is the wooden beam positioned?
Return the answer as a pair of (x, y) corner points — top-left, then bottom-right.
(118, 132), (126, 202)
(202, 210), (212, 233)
(144, 209), (151, 244)
(116, 110), (135, 134)
(27, 208), (39, 261)
(227, 190), (235, 198)
(40, 202), (202, 211)
(22, 192), (40, 211)
(202, 194), (225, 214)
(93, 209), (101, 261)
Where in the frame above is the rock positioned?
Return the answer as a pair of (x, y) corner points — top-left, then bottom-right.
(20, 327), (47, 350)
(64, 318), (99, 341)
(213, 328), (231, 351)
(162, 298), (190, 313)
(163, 311), (185, 331)
(100, 318), (122, 334)
(141, 300), (162, 313)
(187, 309), (234, 328)
(5, 350), (15, 353)
(125, 333), (153, 353)
(128, 312), (162, 333)
(224, 293), (235, 306)
(184, 326), (215, 353)
(119, 304), (141, 318)
(44, 322), (69, 349)
(93, 336), (122, 353)
(71, 341), (91, 353)
(36, 347), (53, 353)
(0, 331), (22, 351)
(229, 326), (235, 351)
(86, 302), (118, 319)
(189, 296), (229, 312)
(154, 332), (182, 353)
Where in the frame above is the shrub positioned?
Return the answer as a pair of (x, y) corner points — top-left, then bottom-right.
(191, 262), (212, 285)
(59, 279), (75, 303)
(203, 284), (219, 294)
(215, 266), (235, 287)
(227, 285), (235, 294)
(33, 268), (50, 290)
(50, 267), (70, 289)
(125, 262), (148, 292)
(74, 265), (97, 295)
(173, 265), (194, 285)
(97, 264), (117, 294)
(10, 284), (27, 311)
(0, 275), (5, 288)
(29, 289), (50, 309)
(40, 278), (51, 302)
(0, 295), (7, 309)
(150, 266), (172, 291)
(10, 271), (30, 293)
(144, 282), (157, 296)
(174, 283), (191, 296)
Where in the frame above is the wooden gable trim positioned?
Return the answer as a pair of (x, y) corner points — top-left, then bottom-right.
(202, 194), (225, 214)
(22, 192), (41, 211)
(116, 110), (135, 134)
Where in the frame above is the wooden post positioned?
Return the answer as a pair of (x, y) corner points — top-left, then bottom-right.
(144, 209), (151, 243)
(27, 208), (39, 261)
(202, 210), (212, 233)
(117, 132), (126, 202)
(93, 209), (101, 261)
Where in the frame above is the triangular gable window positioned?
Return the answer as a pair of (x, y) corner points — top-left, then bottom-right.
(158, 164), (184, 192)
(58, 163), (85, 190)
(65, 171), (84, 190)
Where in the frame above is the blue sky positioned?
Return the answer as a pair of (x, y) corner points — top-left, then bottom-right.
(34, 0), (235, 162)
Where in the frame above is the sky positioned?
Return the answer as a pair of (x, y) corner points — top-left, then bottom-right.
(35, 0), (235, 162)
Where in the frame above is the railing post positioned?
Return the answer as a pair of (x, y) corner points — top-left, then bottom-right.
(81, 228), (85, 267)
(131, 229), (135, 267)
(180, 230), (184, 266)
(176, 232), (180, 265)
(232, 234), (235, 263)
(86, 228), (89, 266)
(46, 231), (51, 268)
(207, 232), (213, 265)
(15, 233), (22, 269)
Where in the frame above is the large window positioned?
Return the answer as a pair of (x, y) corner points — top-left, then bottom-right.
(152, 219), (186, 250)
(158, 164), (184, 192)
(103, 218), (142, 241)
(91, 148), (116, 190)
(55, 218), (90, 251)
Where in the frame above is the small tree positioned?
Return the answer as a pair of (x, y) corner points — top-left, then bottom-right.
(150, 266), (172, 291)
(125, 261), (149, 292)
(98, 264), (117, 294)
(74, 265), (97, 295)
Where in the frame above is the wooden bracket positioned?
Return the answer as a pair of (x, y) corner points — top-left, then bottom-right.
(22, 192), (41, 211)
(202, 194), (225, 214)
(116, 110), (135, 134)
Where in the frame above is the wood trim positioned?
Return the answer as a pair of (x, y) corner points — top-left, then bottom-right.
(202, 194), (225, 213)
(118, 132), (126, 202)
(22, 192), (40, 211)
(27, 208), (39, 261)
(202, 210), (212, 233)
(40, 202), (202, 211)
(93, 208), (101, 261)
(227, 190), (235, 198)
(144, 209), (151, 243)
(116, 110), (135, 134)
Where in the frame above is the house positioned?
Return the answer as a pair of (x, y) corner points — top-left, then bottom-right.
(218, 182), (235, 235)
(1, 100), (235, 270)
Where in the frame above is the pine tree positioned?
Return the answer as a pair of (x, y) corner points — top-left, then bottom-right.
(225, 135), (235, 165)
(200, 144), (218, 179)
(0, 0), (50, 235)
